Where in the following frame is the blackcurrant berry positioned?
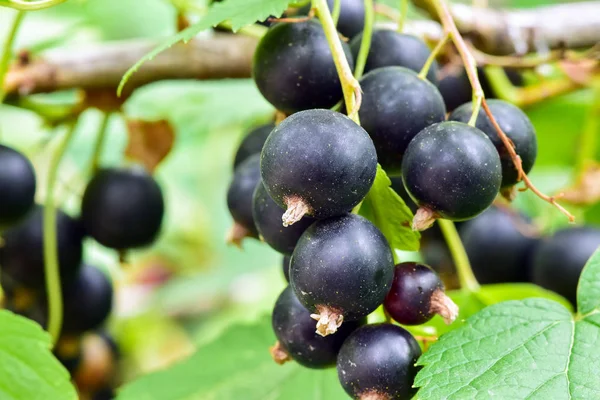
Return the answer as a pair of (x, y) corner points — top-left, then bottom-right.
(81, 167), (164, 250)
(460, 207), (539, 284)
(358, 67), (446, 174)
(337, 323), (421, 400)
(232, 123), (274, 170)
(290, 214), (393, 336)
(270, 286), (364, 368)
(282, 255), (291, 283)
(298, 0), (365, 38)
(437, 66), (472, 111)
(532, 227), (600, 306)
(384, 262), (457, 325)
(261, 109), (377, 225)
(0, 145), (36, 228)
(449, 99), (538, 189)
(253, 182), (316, 254)
(350, 30), (439, 83)
(0, 205), (84, 289)
(402, 121), (502, 230)
(252, 21), (354, 115)
(226, 154), (261, 244)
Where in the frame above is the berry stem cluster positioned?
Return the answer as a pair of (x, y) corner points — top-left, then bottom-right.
(438, 219), (480, 292)
(0, 0), (68, 10)
(352, 0), (374, 80)
(313, 0), (361, 123)
(44, 121), (78, 345)
(0, 11), (25, 103)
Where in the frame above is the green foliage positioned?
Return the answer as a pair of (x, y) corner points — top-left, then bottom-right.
(414, 249), (600, 399)
(0, 310), (77, 400)
(117, 317), (347, 400)
(117, 0), (291, 95)
(359, 165), (420, 252)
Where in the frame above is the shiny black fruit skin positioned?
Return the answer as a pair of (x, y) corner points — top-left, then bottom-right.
(227, 155), (261, 237)
(253, 182), (315, 254)
(290, 214), (394, 320)
(460, 207), (539, 284)
(337, 324), (421, 400)
(253, 21), (354, 115)
(532, 227), (600, 306)
(359, 67), (446, 175)
(0, 205), (84, 289)
(437, 66), (472, 111)
(282, 255), (291, 283)
(261, 110), (377, 219)
(0, 145), (36, 228)
(384, 262), (443, 325)
(402, 121), (502, 221)
(299, 0), (365, 38)
(449, 99), (537, 188)
(272, 286), (364, 368)
(233, 123), (274, 170)
(62, 264), (113, 333)
(350, 30), (439, 83)
(82, 167), (164, 249)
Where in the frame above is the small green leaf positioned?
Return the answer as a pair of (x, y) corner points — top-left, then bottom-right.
(117, 317), (347, 400)
(359, 165), (420, 251)
(0, 310), (77, 400)
(117, 0), (291, 95)
(414, 248), (600, 399)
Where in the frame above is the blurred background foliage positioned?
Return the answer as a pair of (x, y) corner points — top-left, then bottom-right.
(0, 0), (597, 393)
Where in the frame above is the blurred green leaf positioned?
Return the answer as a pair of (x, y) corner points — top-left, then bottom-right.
(0, 310), (77, 400)
(359, 165), (420, 252)
(118, 0), (291, 94)
(117, 317), (347, 400)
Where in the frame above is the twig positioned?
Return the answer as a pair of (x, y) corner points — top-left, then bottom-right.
(469, 44), (566, 68)
(481, 99), (575, 221)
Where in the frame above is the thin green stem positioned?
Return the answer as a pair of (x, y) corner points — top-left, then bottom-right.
(468, 95), (482, 126)
(397, 0), (408, 32)
(0, 0), (68, 10)
(44, 122), (78, 346)
(88, 113), (110, 176)
(331, 0), (341, 27)
(575, 85), (600, 175)
(353, 0), (373, 79)
(0, 11), (25, 103)
(437, 219), (479, 292)
(418, 32), (448, 80)
(314, 0), (361, 123)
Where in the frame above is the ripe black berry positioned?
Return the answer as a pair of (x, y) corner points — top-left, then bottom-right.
(81, 167), (164, 250)
(253, 21), (354, 115)
(0, 205), (83, 289)
(290, 214), (393, 335)
(460, 207), (539, 284)
(0, 145), (36, 228)
(337, 324), (421, 400)
(437, 66), (472, 111)
(253, 182), (316, 254)
(232, 123), (274, 170)
(261, 109), (377, 225)
(384, 262), (457, 325)
(227, 154), (261, 244)
(298, 0), (365, 38)
(449, 99), (538, 189)
(350, 30), (439, 83)
(359, 67), (446, 174)
(282, 255), (291, 282)
(402, 121), (502, 229)
(270, 286), (364, 368)
(532, 227), (600, 306)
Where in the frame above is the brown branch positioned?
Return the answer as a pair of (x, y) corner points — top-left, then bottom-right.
(4, 33), (258, 96)
(412, 0), (600, 55)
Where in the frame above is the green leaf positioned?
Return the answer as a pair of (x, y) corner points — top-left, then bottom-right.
(117, 317), (347, 400)
(414, 249), (600, 399)
(117, 0), (290, 95)
(0, 310), (77, 400)
(359, 165), (420, 251)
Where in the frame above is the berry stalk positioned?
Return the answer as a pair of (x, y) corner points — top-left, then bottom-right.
(417, 32), (449, 80)
(353, 0), (374, 79)
(313, 0), (362, 123)
(44, 121), (78, 346)
(88, 112), (111, 176)
(437, 219), (480, 292)
(0, 11), (25, 103)
(397, 0), (408, 32)
(331, 0), (342, 26)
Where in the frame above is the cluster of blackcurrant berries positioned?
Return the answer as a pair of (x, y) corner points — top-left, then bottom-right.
(0, 142), (164, 397)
